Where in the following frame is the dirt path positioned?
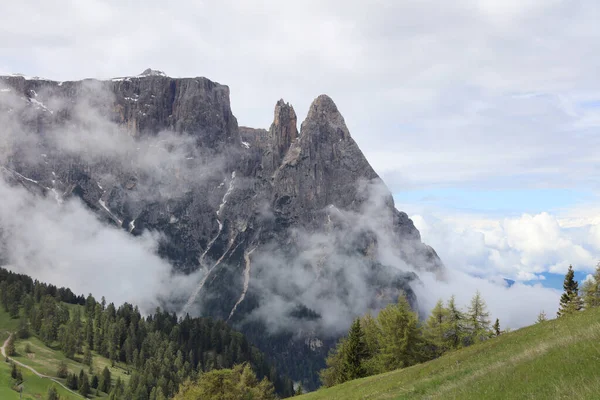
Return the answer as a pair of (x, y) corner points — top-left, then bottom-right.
(1, 334), (83, 398)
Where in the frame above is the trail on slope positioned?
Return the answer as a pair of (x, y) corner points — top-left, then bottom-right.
(1, 335), (83, 398)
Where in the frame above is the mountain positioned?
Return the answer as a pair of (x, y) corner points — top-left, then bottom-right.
(0, 70), (443, 387)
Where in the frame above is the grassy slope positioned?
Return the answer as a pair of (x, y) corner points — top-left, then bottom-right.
(0, 305), (130, 399)
(299, 307), (600, 400)
(0, 357), (82, 400)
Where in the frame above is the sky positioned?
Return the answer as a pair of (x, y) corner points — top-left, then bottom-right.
(2, 0), (600, 324)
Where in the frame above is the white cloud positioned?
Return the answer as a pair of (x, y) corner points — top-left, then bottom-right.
(0, 178), (199, 312)
(412, 211), (599, 282)
(2, 1), (600, 191)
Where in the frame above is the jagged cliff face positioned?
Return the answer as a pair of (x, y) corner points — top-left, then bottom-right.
(0, 71), (442, 387)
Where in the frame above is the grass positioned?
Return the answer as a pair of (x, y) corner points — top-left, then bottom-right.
(0, 357), (82, 399)
(13, 336), (131, 386)
(0, 305), (131, 398)
(0, 308), (19, 342)
(298, 307), (600, 400)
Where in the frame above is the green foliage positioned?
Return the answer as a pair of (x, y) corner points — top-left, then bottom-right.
(47, 385), (60, 400)
(17, 318), (29, 339)
(297, 306), (600, 400)
(0, 266), (294, 398)
(444, 295), (465, 349)
(78, 370), (90, 396)
(558, 265), (583, 317)
(424, 299), (449, 357)
(582, 263), (600, 309)
(10, 362), (23, 382)
(466, 291), (491, 343)
(172, 363), (276, 400)
(375, 296), (427, 372)
(340, 319), (368, 381)
(5, 334), (16, 356)
(321, 295), (429, 388)
(492, 318), (500, 336)
(536, 310), (547, 323)
(99, 366), (111, 393)
(83, 345), (92, 366)
(56, 360), (69, 378)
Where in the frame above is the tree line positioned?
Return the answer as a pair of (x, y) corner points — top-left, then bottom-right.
(0, 267), (295, 399)
(555, 263), (600, 317)
(320, 291), (499, 387)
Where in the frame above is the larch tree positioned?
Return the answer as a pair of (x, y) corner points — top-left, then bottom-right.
(467, 291), (491, 343)
(375, 296), (426, 371)
(444, 296), (465, 349)
(581, 263), (600, 309)
(425, 299), (449, 357)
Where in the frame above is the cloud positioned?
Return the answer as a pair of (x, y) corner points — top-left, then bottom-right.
(405, 208), (600, 327)
(2, 1), (600, 193)
(0, 177), (199, 312)
(412, 211), (599, 280)
(414, 269), (560, 329)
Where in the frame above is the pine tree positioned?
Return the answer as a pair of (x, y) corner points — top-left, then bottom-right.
(100, 366), (112, 392)
(340, 319), (368, 381)
(5, 334), (16, 356)
(79, 371), (90, 397)
(493, 318), (501, 336)
(57, 360), (69, 378)
(47, 385), (60, 400)
(83, 345), (93, 366)
(91, 374), (99, 389)
(582, 263), (600, 309)
(558, 265), (583, 317)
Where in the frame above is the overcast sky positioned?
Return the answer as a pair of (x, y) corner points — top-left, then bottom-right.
(2, 0), (600, 318)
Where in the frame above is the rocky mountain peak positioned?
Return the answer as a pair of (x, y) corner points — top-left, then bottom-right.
(138, 68), (167, 77)
(269, 99), (298, 170)
(301, 94), (350, 142)
(0, 72), (443, 388)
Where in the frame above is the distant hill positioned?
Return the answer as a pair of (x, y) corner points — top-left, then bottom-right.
(297, 308), (600, 399)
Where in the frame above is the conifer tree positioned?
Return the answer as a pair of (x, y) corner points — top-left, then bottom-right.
(467, 291), (491, 343)
(47, 385), (60, 400)
(341, 319), (368, 381)
(493, 318), (500, 336)
(5, 334), (16, 356)
(375, 296), (426, 371)
(319, 338), (347, 387)
(425, 299), (449, 357)
(582, 263), (600, 309)
(558, 265), (583, 317)
(536, 310), (547, 323)
(444, 296), (464, 349)
(83, 345), (93, 366)
(79, 371), (90, 397)
(57, 360), (69, 378)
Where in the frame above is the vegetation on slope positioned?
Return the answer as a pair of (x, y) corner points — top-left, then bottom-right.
(0, 267), (294, 399)
(298, 306), (600, 399)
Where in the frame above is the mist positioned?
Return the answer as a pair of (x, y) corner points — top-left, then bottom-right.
(0, 77), (561, 337)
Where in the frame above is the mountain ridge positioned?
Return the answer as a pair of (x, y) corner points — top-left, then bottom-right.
(0, 70), (443, 387)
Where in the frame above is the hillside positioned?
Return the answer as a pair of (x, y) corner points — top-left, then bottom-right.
(298, 307), (600, 399)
